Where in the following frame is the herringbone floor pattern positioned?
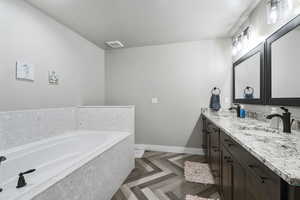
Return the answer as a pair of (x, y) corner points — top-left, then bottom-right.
(111, 151), (219, 200)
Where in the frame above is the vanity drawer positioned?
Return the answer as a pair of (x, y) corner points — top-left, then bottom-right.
(221, 131), (281, 200)
(246, 164), (281, 200)
(221, 132), (246, 160)
(207, 121), (219, 134)
(244, 152), (281, 200)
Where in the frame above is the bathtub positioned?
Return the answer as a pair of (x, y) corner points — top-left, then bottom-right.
(0, 131), (133, 200)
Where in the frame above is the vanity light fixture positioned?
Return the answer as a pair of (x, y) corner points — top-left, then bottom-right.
(243, 26), (251, 40)
(267, 0), (282, 24)
(232, 38), (238, 55)
(236, 34), (243, 52)
(232, 26), (252, 55)
(242, 26), (251, 47)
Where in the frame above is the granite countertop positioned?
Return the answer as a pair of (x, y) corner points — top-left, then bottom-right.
(202, 109), (300, 186)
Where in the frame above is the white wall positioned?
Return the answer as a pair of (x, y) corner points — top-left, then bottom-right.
(0, 0), (105, 111)
(105, 40), (232, 148)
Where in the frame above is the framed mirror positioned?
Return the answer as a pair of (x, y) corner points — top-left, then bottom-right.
(233, 43), (265, 104)
(266, 15), (300, 106)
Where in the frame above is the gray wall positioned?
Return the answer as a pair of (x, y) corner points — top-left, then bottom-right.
(231, 0), (300, 119)
(0, 0), (105, 111)
(105, 40), (232, 148)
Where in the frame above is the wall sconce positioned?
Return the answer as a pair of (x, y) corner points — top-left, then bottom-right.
(242, 26), (251, 46)
(243, 26), (251, 40)
(267, 0), (282, 24)
(266, 0), (293, 24)
(232, 38), (238, 55)
(236, 34), (243, 52)
(232, 26), (252, 55)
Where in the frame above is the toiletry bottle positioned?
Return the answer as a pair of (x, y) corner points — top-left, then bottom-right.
(270, 107), (279, 129)
(240, 105), (246, 118)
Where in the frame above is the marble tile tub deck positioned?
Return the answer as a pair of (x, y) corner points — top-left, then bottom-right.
(202, 110), (300, 186)
(112, 151), (219, 200)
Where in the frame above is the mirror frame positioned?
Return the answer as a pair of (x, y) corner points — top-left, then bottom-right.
(233, 43), (266, 104)
(266, 15), (300, 106)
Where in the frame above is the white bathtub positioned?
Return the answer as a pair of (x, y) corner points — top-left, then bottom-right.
(0, 131), (132, 200)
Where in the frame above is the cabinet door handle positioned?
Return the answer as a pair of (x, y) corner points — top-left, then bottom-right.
(227, 159), (233, 163)
(227, 143), (234, 147)
(248, 165), (269, 184)
(224, 156), (231, 160)
(260, 177), (269, 183)
(248, 164), (259, 169)
(224, 139), (232, 143)
(213, 128), (219, 132)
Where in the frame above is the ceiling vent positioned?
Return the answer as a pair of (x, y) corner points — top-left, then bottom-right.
(105, 41), (124, 49)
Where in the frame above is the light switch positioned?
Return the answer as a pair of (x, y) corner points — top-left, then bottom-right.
(152, 98), (159, 104)
(16, 61), (34, 81)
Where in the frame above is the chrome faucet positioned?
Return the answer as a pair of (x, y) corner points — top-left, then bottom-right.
(229, 104), (241, 118)
(266, 107), (294, 133)
(0, 156), (7, 192)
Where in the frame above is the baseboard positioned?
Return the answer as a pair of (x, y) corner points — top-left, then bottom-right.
(135, 144), (205, 155)
(134, 149), (145, 158)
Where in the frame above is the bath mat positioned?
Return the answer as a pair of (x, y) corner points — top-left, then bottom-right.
(184, 161), (215, 184)
(186, 195), (215, 200)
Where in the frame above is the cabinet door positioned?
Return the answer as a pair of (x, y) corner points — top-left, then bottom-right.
(246, 166), (280, 200)
(206, 131), (211, 164)
(232, 159), (247, 200)
(211, 128), (221, 187)
(222, 147), (233, 200)
(202, 116), (208, 150)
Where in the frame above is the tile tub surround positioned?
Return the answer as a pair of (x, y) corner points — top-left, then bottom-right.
(78, 106), (135, 134)
(0, 106), (135, 200)
(0, 106), (135, 151)
(32, 134), (134, 200)
(0, 107), (77, 151)
(202, 109), (300, 186)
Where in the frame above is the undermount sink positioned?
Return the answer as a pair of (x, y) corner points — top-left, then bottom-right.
(237, 124), (278, 133)
(215, 113), (233, 118)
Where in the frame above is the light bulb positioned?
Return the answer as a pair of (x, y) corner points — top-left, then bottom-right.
(267, 0), (281, 24)
(236, 42), (242, 52)
(270, 7), (279, 24)
(232, 46), (237, 55)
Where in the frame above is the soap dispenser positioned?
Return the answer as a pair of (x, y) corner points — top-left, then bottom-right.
(270, 107), (279, 129)
(240, 105), (246, 118)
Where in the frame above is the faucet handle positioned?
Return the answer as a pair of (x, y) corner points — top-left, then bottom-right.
(16, 169), (36, 189)
(280, 107), (289, 113)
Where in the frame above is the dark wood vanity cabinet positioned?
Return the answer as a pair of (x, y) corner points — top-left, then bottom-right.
(201, 116), (299, 200)
(221, 147), (233, 200)
(204, 120), (221, 187)
(221, 139), (246, 200)
(232, 158), (247, 200)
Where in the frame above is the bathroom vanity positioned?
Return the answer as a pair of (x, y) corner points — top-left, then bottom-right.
(202, 110), (300, 200)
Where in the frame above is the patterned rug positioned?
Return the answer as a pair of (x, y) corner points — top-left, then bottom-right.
(111, 151), (219, 200)
(184, 161), (215, 185)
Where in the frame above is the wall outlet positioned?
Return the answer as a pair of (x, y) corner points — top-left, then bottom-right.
(16, 61), (34, 81)
(151, 98), (159, 104)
